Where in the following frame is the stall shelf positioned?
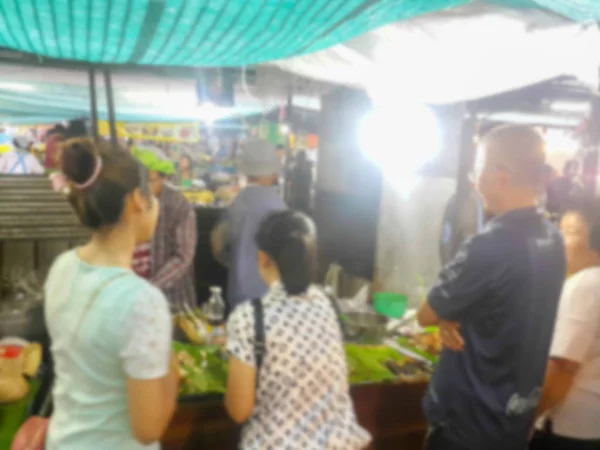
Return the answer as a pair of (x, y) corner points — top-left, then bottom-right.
(0, 174), (88, 445)
(0, 175), (87, 240)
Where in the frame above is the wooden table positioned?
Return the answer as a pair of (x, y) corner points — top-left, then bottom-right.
(164, 382), (428, 450)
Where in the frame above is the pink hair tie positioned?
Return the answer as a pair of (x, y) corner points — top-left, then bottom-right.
(73, 156), (103, 190)
(50, 172), (70, 194)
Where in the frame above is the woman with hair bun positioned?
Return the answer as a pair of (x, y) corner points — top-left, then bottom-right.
(224, 210), (370, 450)
(44, 138), (179, 449)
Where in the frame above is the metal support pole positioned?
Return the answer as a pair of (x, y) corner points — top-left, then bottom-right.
(283, 93), (293, 202)
(103, 68), (118, 146)
(88, 67), (98, 141)
(454, 109), (477, 207)
(440, 108), (478, 264)
(582, 92), (600, 206)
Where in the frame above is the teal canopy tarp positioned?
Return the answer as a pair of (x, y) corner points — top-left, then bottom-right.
(0, 0), (597, 67)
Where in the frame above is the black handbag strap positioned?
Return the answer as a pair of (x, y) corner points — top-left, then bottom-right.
(250, 287), (346, 387)
(251, 297), (265, 387)
(40, 271), (129, 419)
(73, 272), (129, 339)
(324, 291), (348, 340)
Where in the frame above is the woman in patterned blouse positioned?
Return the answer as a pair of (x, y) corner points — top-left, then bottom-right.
(225, 211), (370, 449)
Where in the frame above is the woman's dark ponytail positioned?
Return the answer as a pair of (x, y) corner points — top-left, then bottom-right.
(278, 235), (311, 295)
(256, 211), (316, 296)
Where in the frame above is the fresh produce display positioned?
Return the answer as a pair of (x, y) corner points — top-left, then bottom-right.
(174, 342), (432, 397)
(385, 359), (433, 383)
(346, 344), (415, 384)
(397, 327), (442, 363)
(175, 310), (225, 346)
(182, 190), (215, 206)
(173, 342), (228, 396)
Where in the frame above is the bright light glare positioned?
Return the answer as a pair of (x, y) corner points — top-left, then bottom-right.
(197, 102), (218, 125)
(279, 123), (291, 135)
(544, 129), (579, 155)
(359, 103), (440, 195)
(0, 82), (36, 92)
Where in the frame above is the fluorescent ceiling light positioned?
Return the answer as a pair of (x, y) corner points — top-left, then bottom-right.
(0, 82), (36, 92)
(549, 100), (591, 114)
(291, 96), (321, 111)
(122, 91), (195, 108)
(485, 112), (581, 128)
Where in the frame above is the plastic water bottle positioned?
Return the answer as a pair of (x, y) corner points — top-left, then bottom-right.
(203, 286), (225, 327)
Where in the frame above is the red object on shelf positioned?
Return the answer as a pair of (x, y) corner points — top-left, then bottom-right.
(0, 345), (23, 359)
(307, 134), (319, 149)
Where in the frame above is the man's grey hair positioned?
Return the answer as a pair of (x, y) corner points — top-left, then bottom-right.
(481, 124), (546, 191)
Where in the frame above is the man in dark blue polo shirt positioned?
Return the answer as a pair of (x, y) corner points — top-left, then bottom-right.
(418, 124), (565, 450)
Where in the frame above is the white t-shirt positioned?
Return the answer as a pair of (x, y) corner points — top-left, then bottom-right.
(547, 267), (600, 439)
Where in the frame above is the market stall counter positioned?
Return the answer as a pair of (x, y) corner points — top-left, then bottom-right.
(166, 383), (428, 450)
(163, 342), (433, 450)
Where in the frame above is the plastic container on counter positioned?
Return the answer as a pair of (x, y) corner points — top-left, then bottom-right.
(373, 292), (408, 319)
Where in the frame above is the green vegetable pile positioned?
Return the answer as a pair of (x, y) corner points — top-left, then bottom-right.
(174, 342), (414, 397)
(345, 344), (409, 385)
(173, 342), (228, 396)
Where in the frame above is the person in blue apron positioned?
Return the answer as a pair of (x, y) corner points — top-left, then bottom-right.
(0, 137), (44, 175)
(211, 138), (287, 313)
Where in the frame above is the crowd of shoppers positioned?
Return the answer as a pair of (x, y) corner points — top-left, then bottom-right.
(13, 123), (599, 449)
(34, 136), (364, 450)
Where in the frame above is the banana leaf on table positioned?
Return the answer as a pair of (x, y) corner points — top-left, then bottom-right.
(345, 344), (410, 385)
(174, 342), (420, 398)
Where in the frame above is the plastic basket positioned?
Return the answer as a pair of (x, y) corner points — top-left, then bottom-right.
(373, 292), (408, 319)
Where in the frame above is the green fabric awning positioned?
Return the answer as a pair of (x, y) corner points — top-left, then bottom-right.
(0, 0), (459, 66)
(0, 0), (597, 67)
(0, 0), (600, 66)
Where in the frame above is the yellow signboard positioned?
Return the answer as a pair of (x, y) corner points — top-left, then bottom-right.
(98, 121), (200, 143)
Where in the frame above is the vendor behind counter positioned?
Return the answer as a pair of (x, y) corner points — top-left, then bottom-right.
(133, 150), (197, 314)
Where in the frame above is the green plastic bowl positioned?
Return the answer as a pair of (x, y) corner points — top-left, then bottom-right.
(373, 292), (408, 319)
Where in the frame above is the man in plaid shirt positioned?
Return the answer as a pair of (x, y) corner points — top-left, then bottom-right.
(134, 161), (197, 313)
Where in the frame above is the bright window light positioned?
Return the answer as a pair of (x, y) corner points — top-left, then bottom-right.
(359, 102), (440, 195)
